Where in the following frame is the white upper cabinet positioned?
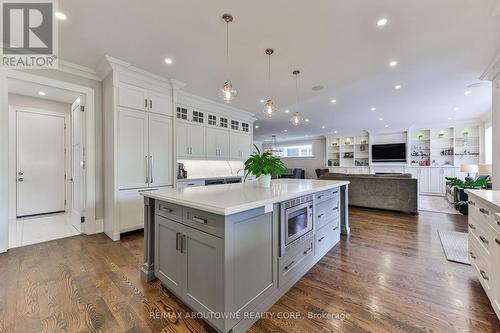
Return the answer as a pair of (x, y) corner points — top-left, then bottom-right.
(118, 109), (149, 189)
(149, 114), (173, 187)
(230, 132), (252, 160)
(118, 83), (172, 116)
(176, 122), (206, 158)
(119, 83), (148, 111)
(206, 127), (229, 159)
(176, 122), (190, 158)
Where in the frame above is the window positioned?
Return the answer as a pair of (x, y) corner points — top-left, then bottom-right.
(192, 111), (204, 123)
(208, 114), (217, 126)
(176, 107), (187, 120)
(275, 145), (313, 158)
(219, 117), (228, 128)
(485, 125), (492, 164)
(241, 122), (249, 132)
(231, 120), (239, 130)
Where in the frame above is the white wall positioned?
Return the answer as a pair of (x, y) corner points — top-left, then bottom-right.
(0, 74), (9, 252)
(264, 138), (326, 179)
(493, 76), (500, 190)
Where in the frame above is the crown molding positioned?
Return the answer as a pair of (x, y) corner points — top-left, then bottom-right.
(177, 90), (257, 121)
(57, 59), (101, 81)
(481, 49), (500, 81)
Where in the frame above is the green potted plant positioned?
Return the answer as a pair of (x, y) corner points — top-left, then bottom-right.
(244, 145), (286, 187)
(446, 177), (488, 215)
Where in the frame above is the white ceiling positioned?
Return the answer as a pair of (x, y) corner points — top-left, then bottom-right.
(8, 78), (81, 104)
(58, 0), (500, 141)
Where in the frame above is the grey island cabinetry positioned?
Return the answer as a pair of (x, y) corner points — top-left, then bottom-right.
(141, 179), (349, 333)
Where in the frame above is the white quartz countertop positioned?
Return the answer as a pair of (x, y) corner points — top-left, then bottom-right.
(141, 179), (349, 216)
(465, 190), (500, 211)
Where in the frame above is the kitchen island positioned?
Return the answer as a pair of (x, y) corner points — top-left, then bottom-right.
(141, 179), (349, 333)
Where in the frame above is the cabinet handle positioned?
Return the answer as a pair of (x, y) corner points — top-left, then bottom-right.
(495, 239), (500, 246)
(317, 195), (323, 199)
(469, 201), (475, 206)
(318, 213), (324, 219)
(333, 206), (339, 211)
(149, 99), (152, 109)
(318, 236), (325, 243)
(145, 99), (148, 108)
(479, 208), (490, 216)
(159, 205), (173, 213)
(469, 251), (476, 259)
(145, 156), (149, 183)
(175, 232), (181, 251)
(303, 248), (312, 255)
(181, 235), (186, 253)
(468, 223), (475, 230)
(150, 155), (153, 183)
(284, 261), (295, 271)
(192, 216), (208, 224)
(480, 270), (489, 281)
(333, 225), (339, 230)
(479, 236), (489, 245)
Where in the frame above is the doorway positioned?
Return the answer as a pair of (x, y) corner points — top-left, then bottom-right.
(7, 78), (88, 248)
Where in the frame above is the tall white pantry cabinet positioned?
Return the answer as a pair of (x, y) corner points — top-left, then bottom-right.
(101, 57), (183, 241)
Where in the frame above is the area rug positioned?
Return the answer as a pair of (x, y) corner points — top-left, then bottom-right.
(437, 230), (470, 265)
(419, 195), (459, 215)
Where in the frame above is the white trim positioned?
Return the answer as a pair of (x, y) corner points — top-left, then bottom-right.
(95, 219), (104, 233)
(481, 49), (500, 81)
(8, 106), (70, 220)
(58, 60), (101, 81)
(0, 70), (97, 253)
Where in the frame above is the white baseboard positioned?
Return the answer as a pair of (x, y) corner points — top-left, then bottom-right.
(95, 219), (104, 233)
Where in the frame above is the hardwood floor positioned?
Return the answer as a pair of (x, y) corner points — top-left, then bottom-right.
(1, 207), (499, 332)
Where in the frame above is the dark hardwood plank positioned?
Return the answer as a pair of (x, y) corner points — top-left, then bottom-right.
(0, 208), (499, 333)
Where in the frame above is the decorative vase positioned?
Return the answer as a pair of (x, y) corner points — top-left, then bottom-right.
(257, 174), (272, 187)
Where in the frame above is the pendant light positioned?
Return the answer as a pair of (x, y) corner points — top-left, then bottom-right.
(290, 70), (303, 126)
(263, 48), (277, 117)
(266, 135), (283, 154)
(219, 13), (237, 103)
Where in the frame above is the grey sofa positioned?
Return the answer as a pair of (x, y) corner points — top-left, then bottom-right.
(320, 173), (418, 214)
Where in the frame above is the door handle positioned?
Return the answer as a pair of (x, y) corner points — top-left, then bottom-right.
(192, 216), (208, 224)
(175, 232), (181, 251)
(145, 156), (149, 183)
(18, 171), (23, 176)
(18, 178), (24, 182)
(149, 99), (152, 109)
(479, 236), (489, 244)
(479, 208), (490, 216)
(149, 155), (153, 184)
(180, 235), (186, 254)
(145, 99), (148, 108)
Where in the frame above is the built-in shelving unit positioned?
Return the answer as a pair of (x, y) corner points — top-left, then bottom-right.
(326, 134), (369, 167)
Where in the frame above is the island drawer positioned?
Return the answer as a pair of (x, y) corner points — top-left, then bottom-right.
(469, 199), (500, 234)
(315, 188), (340, 205)
(315, 200), (340, 229)
(469, 237), (492, 296)
(279, 239), (314, 287)
(183, 207), (224, 238)
(314, 221), (340, 260)
(156, 201), (183, 223)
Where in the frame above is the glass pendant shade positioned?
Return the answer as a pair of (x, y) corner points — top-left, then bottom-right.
(263, 99), (276, 117)
(290, 112), (302, 126)
(219, 80), (237, 103)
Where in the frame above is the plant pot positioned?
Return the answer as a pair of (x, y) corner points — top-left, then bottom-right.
(458, 189), (468, 215)
(257, 174), (272, 188)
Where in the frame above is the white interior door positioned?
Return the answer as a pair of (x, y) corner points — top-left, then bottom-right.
(71, 97), (86, 232)
(16, 111), (65, 217)
(148, 113), (173, 187)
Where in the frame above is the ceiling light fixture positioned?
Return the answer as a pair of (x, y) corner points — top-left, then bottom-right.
(389, 60), (398, 67)
(370, 107), (376, 111)
(54, 12), (67, 20)
(331, 99), (337, 104)
(164, 58), (173, 64)
(385, 124), (389, 128)
(305, 118), (310, 122)
(334, 130), (338, 134)
(454, 106), (460, 111)
(394, 84), (402, 90)
(219, 14), (237, 103)
(464, 90), (471, 95)
(255, 125), (259, 129)
(260, 99), (265, 103)
(448, 117), (453, 120)
(38, 91), (46, 96)
(377, 18), (388, 27)
(262, 48), (277, 117)
(290, 70), (303, 126)
(284, 129), (288, 133)
(285, 109), (290, 113)
(379, 117), (383, 121)
(322, 125), (325, 129)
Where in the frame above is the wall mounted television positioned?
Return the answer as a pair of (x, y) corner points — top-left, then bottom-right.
(371, 143), (406, 163)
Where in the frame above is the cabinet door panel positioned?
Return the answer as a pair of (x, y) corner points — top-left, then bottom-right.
(118, 83), (148, 111)
(155, 216), (184, 295)
(118, 189), (144, 232)
(205, 127), (220, 159)
(189, 124), (206, 158)
(216, 129), (230, 159)
(429, 168), (444, 194)
(183, 227), (224, 319)
(149, 114), (173, 186)
(148, 92), (173, 116)
(419, 168), (431, 193)
(230, 132), (241, 160)
(240, 134), (253, 160)
(176, 122), (190, 158)
(118, 109), (149, 189)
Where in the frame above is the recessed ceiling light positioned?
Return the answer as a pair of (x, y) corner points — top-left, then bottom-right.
(284, 129), (288, 133)
(305, 119), (310, 122)
(448, 117), (453, 120)
(331, 99), (337, 104)
(334, 130), (338, 134)
(389, 60), (398, 67)
(38, 91), (46, 96)
(260, 99), (265, 103)
(322, 125), (325, 129)
(285, 109), (290, 113)
(454, 106), (460, 111)
(464, 90), (471, 95)
(255, 125), (259, 129)
(54, 12), (67, 20)
(394, 84), (402, 90)
(377, 18), (388, 27)
(379, 117), (383, 121)
(370, 107), (376, 111)
(164, 58), (173, 64)
(384, 124), (389, 128)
